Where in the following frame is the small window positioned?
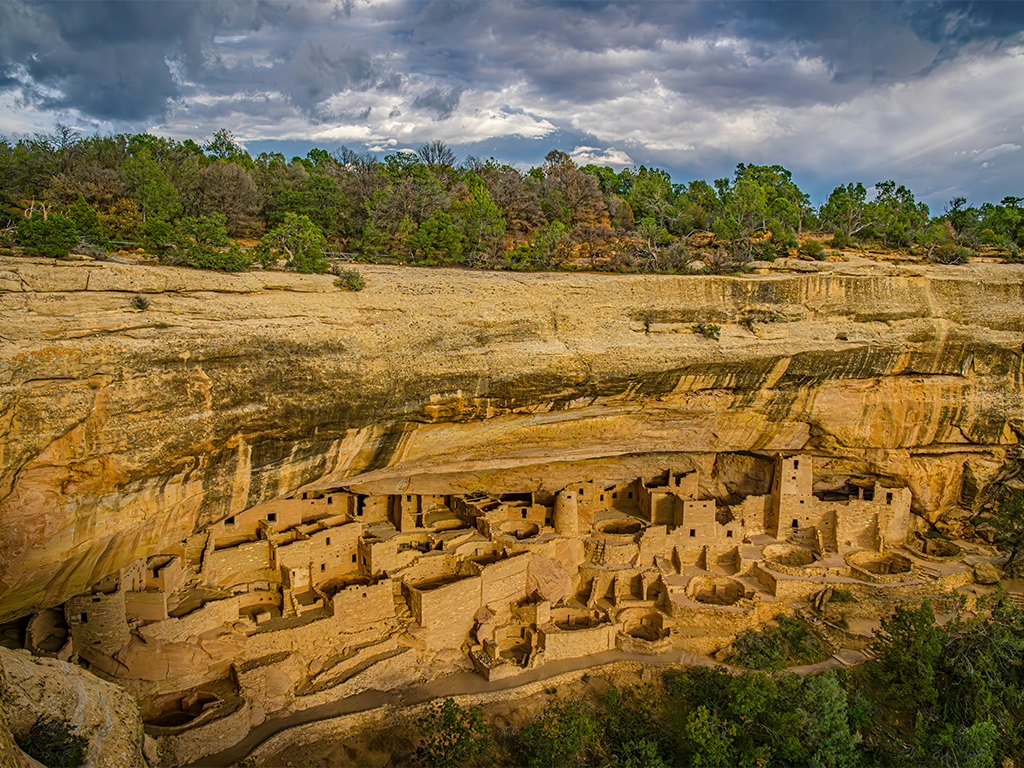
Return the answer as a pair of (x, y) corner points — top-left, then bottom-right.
(80, 612), (88, 623)
(689, 529), (696, 537)
(326, 537), (331, 546)
(800, 500), (805, 504)
(521, 510), (527, 519)
(302, 492), (308, 500)
(600, 494), (605, 502)
(612, 492), (618, 499)
(225, 516), (235, 526)
(579, 488), (584, 495)
(327, 497), (333, 505)
(267, 512), (277, 523)
(362, 593), (367, 598)
(628, 491), (633, 499)
(886, 492), (893, 505)
(793, 460), (799, 469)
(726, 530), (733, 538)
(352, 554), (357, 562)
(406, 495), (412, 502)
(92, 596), (101, 603)
(792, 519), (799, 528)
(320, 563), (326, 572)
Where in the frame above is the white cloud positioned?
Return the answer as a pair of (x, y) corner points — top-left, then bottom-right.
(569, 146), (634, 168)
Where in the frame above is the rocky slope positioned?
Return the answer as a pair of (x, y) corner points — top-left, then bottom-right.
(1, 255), (1022, 622)
(0, 646), (147, 767)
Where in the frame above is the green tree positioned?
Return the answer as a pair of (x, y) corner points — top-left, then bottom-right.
(821, 182), (870, 240)
(451, 173), (506, 264)
(615, 738), (666, 768)
(992, 489), (1024, 572)
(123, 148), (181, 222)
(16, 212), (79, 257)
(867, 180), (930, 247)
(98, 198), (143, 242)
(873, 601), (943, 712)
(799, 674), (858, 768)
(203, 128), (252, 167)
(516, 700), (601, 767)
(683, 706), (736, 768)
(258, 212), (329, 273)
(923, 720), (1000, 768)
(172, 213), (252, 271)
(408, 210), (463, 264)
(415, 698), (491, 768)
(66, 193), (108, 246)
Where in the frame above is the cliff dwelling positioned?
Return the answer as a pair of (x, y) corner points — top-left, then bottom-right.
(1, 255), (1022, 767)
(3, 450), (1004, 764)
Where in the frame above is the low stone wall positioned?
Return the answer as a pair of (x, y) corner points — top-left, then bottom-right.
(616, 631), (675, 656)
(537, 622), (616, 662)
(140, 597), (241, 644)
(155, 698), (256, 767)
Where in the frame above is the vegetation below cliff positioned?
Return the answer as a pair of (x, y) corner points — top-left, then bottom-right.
(289, 598), (1024, 768)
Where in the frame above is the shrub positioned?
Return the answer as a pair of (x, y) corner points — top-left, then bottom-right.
(930, 244), (972, 265)
(65, 194), (108, 248)
(515, 700), (600, 768)
(131, 294), (151, 310)
(15, 715), (88, 768)
(191, 243), (252, 272)
(415, 698), (491, 768)
(140, 218), (177, 256)
(16, 213), (80, 258)
(732, 615), (828, 669)
(799, 239), (827, 260)
(331, 263), (364, 290)
(830, 588), (855, 603)
(830, 230), (850, 249)
(693, 322), (721, 340)
(171, 214), (251, 271)
(258, 213), (329, 273)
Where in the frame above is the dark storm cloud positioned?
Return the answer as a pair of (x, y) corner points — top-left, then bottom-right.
(412, 86), (463, 119)
(3, 1), (1022, 122)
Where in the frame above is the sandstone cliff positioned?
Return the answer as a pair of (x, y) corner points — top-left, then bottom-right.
(1, 256), (1022, 622)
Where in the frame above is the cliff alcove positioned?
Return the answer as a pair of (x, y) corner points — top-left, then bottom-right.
(1, 256), (1023, 765)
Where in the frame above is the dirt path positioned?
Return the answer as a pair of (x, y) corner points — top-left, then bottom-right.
(187, 648), (713, 767)
(188, 645), (872, 767)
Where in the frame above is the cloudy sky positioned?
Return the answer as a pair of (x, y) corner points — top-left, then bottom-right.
(1, 0), (1023, 207)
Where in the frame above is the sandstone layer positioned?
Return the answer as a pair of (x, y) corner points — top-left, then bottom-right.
(1, 256), (1022, 621)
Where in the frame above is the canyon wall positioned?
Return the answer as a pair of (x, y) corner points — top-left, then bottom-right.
(1, 256), (1022, 622)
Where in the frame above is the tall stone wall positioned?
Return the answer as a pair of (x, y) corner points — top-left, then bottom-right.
(538, 623), (616, 661)
(206, 540), (275, 590)
(65, 591), (130, 654)
(332, 580), (395, 630)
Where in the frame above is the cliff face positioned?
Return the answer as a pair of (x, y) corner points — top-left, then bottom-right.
(1, 256), (1022, 622)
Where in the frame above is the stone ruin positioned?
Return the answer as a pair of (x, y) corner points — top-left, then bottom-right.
(12, 453), (993, 765)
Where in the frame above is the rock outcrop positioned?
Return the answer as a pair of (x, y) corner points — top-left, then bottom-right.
(0, 646), (146, 767)
(1, 256), (1022, 621)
